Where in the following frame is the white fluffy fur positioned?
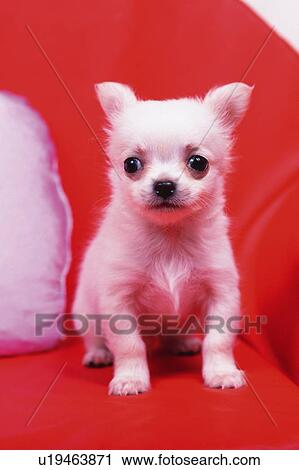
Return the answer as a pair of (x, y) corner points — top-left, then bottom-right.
(73, 82), (252, 395)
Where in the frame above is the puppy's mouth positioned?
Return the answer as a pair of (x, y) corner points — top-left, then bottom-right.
(148, 201), (185, 211)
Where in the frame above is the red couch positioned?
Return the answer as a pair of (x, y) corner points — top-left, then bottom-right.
(0, 0), (298, 449)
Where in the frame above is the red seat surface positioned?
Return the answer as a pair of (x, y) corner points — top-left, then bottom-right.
(0, 338), (299, 449)
(0, 0), (298, 449)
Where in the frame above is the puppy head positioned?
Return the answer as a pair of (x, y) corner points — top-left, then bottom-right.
(95, 82), (252, 224)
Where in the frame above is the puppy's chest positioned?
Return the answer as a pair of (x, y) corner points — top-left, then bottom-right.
(136, 251), (200, 315)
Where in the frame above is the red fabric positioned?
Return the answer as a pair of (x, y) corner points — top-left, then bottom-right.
(0, 0), (298, 449)
(0, 338), (299, 449)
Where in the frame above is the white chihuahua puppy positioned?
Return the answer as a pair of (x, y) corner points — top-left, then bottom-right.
(73, 82), (252, 395)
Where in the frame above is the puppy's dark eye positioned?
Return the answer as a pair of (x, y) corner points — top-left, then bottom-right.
(124, 157), (142, 174)
(187, 155), (209, 175)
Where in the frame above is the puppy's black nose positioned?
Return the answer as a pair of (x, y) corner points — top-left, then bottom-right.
(154, 180), (176, 200)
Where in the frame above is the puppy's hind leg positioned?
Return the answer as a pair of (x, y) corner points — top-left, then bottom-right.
(72, 283), (113, 368)
(82, 340), (113, 368)
(162, 334), (202, 355)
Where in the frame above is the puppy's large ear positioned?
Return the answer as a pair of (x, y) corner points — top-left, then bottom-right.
(95, 82), (136, 120)
(204, 83), (253, 129)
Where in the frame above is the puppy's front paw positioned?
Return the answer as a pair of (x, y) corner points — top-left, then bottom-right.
(109, 376), (150, 396)
(83, 347), (113, 367)
(203, 367), (245, 389)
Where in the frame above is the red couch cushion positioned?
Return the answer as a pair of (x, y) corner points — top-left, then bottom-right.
(0, 338), (298, 449)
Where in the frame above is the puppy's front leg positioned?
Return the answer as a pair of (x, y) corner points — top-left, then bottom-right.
(202, 276), (245, 389)
(104, 311), (150, 396)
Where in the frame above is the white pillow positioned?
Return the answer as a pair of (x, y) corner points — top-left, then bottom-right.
(0, 92), (72, 355)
